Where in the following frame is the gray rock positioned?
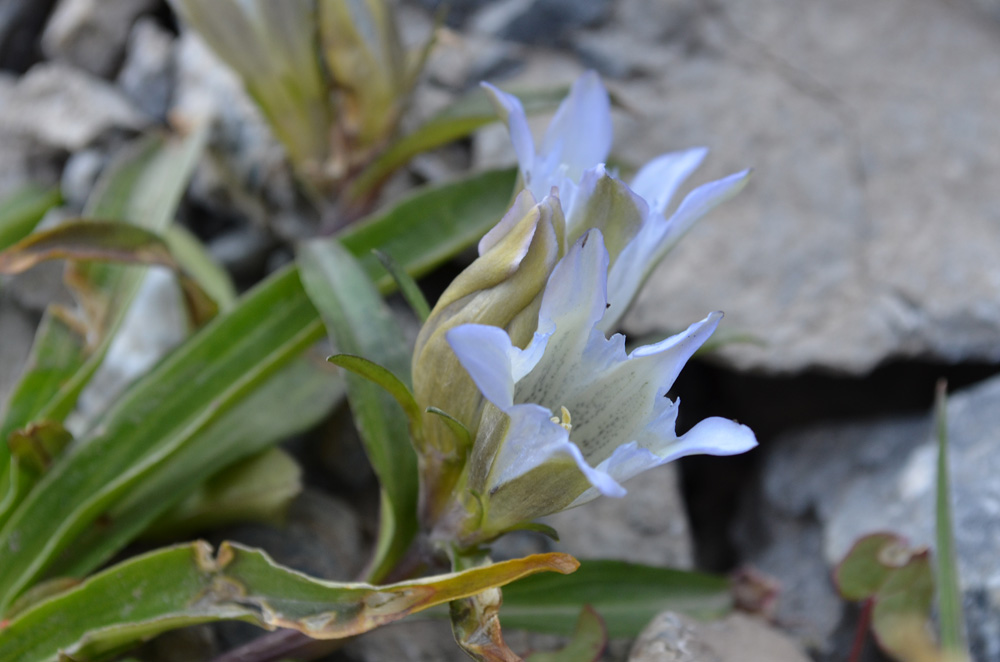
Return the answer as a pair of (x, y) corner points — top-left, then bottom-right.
(172, 32), (315, 238)
(610, 0), (1000, 373)
(213, 489), (367, 582)
(339, 619), (470, 662)
(0, 63), (148, 151)
(545, 465), (694, 568)
(629, 612), (810, 662)
(41, 0), (156, 78)
(117, 17), (175, 120)
(69, 268), (189, 431)
(739, 374), (1000, 658)
(0, 0), (58, 73)
(470, 0), (612, 45)
(60, 148), (106, 209)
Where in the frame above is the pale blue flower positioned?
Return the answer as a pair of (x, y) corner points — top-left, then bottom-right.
(446, 230), (756, 533)
(484, 72), (750, 332)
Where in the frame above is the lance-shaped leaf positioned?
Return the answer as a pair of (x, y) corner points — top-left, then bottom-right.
(0, 184), (61, 253)
(299, 240), (418, 584)
(0, 542), (578, 662)
(0, 166), (513, 610)
(0, 219), (219, 325)
(348, 86), (568, 200)
(169, 0), (331, 181)
(933, 383), (968, 660)
(319, 0), (407, 156)
(0, 128), (206, 529)
(499, 560), (732, 638)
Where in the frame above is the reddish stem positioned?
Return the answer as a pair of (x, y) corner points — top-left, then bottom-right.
(848, 598), (874, 662)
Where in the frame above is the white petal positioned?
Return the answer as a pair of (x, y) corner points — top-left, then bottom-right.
(539, 71), (612, 182)
(489, 403), (626, 498)
(674, 416), (758, 457)
(446, 324), (519, 409)
(662, 168), (750, 248)
(598, 170), (750, 333)
(516, 231), (610, 404)
(629, 147), (708, 216)
(482, 82), (537, 184)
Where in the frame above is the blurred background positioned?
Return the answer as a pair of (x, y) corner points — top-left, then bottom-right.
(1, 0), (998, 660)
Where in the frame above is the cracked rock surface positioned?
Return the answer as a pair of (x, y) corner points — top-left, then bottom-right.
(522, 0), (1000, 375)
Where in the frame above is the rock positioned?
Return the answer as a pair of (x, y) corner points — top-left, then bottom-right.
(60, 148), (106, 209)
(738, 374), (1000, 659)
(0, 63), (148, 151)
(545, 466), (694, 568)
(117, 17), (175, 120)
(609, 0), (1000, 374)
(424, 30), (521, 90)
(0, 0), (59, 73)
(68, 268), (190, 431)
(490, 465), (694, 572)
(212, 489), (367, 582)
(206, 225), (274, 285)
(469, 0), (612, 46)
(339, 620), (470, 662)
(629, 612), (810, 662)
(172, 32), (315, 237)
(41, 0), (155, 78)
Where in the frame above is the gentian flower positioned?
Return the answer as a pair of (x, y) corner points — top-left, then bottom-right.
(443, 230), (757, 541)
(484, 72), (750, 332)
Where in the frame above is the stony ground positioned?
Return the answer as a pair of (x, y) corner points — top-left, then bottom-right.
(1, 0), (999, 660)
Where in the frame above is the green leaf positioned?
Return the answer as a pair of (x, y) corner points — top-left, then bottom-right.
(0, 542), (578, 662)
(327, 354), (423, 429)
(349, 86), (567, 199)
(339, 167), (517, 286)
(143, 448), (302, 540)
(169, 0), (331, 181)
(0, 129), (206, 529)
(933, 382), (968, 659)
(834, 533), (943, 662)
(500, 560), (732, 638)
(834, 532), (908, 601)
(0, 267), (327, 612)
(0, 219), (220, 326)
(7, 422), (72, 476)
(373, 249), (430, 321)
(48, 355), (340, 581)
(164, 224), (238, 311)
(0, 184), (61, 253)
(0, 166), (513, 609)
(525, 606), (606, 662)
(299, 240), (418, 583)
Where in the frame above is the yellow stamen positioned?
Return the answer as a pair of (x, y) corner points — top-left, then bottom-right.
(549, 406), (572, 432)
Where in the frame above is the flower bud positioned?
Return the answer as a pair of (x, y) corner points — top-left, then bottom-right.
(413, 191), (565, 453)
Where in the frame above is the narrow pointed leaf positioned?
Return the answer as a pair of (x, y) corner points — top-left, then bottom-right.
(0, 167), (512, 609)
(349, 87), (567, 198)
(0, 542), (577, 662)
(327, 354), (423, 428)
(340, 167), (517, 283)
(933, 382), (968, 659)
(0, 129), (206, 528)
(164, 224), (238, 311)
(0, 268), (326, 611)
(373, 249), (430, 321)
(299, 240), (418, 583)
(499, 560), (731, 638)
(0, 219), (220, 325)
